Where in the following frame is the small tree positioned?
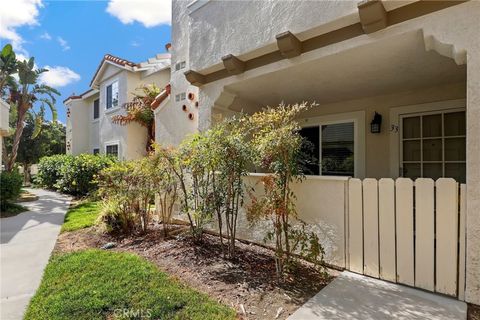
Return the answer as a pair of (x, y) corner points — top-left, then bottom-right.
(207, 118), (252, 258)
(111, 84), (160, 153)
(5, 116), (65, 184)
(155, 135), (216, 243)
(151, 146), (178, 237)
(245, 103), (324, 277)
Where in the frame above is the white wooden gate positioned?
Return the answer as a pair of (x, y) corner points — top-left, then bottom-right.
(348, 178), (467, 299)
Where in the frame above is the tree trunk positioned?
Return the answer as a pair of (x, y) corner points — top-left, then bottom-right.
(6, 109), (26, 172)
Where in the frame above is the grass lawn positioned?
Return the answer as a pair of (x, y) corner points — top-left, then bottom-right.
(61, 201), (101, 232)
(0, 203), (28, 218)
(25, 249), (236, 320)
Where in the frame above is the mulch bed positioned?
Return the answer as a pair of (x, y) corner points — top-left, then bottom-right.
(55, 223), (336, 319)
(470, 304), (480, 320)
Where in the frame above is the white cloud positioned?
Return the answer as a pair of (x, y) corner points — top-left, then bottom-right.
(0, 0), (43, 54)
(40, 32), (51, 40)
(39, 66), (80, 87)
(106, 0), (171, 27)
(57, 37), (70, 51)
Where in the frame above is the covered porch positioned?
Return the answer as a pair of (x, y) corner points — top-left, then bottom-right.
(211, 30), (467, 183)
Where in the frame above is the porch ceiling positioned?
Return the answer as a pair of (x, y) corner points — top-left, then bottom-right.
(224, 31), (466, 109)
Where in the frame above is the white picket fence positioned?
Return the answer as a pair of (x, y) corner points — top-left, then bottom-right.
(348, 178), (466, 299)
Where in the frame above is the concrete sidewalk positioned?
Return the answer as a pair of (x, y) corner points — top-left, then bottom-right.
(0, 189), (71, 320)
(288, 271), (467, 320)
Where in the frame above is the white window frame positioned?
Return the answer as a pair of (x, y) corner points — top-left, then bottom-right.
(105, 142), (120, 158)
(389, 99), (466, 178)
(105, 79), (119, 110)
(298, 111), (366, 178)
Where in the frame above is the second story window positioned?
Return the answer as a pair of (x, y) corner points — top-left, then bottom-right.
(106, 81), (119, 109)
(93, 99), (99, 119)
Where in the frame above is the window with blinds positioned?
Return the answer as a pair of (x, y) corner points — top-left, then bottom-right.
(299, 121), (355, 176)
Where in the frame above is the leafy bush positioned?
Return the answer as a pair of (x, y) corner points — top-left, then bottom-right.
(97, 157), (163, 234)
(0, 169), (23, 211)
(36, 154), (70, 189)
(36, 154), (114, 196)
(56, 154), (114, 196)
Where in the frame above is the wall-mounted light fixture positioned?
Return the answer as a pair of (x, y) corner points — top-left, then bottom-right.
(370, 112), (382, 133)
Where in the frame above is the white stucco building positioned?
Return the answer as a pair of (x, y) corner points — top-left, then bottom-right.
(65, 52), (170, 160)
(157, 0), (480, 304)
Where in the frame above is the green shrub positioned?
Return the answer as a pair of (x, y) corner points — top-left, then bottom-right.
(35, 154), (70, 189)
(0, 169), (23, 210)
(56, 154), (114, 196)
(36, 154), (115, 196)
(97, 158), (160, 234)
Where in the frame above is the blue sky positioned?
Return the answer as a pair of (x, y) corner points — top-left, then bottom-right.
(0, 0), (171, 124)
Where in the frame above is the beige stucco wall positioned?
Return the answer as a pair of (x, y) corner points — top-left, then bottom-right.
(155, 0), (198, 147)
(240, 174), (348, 268)
(66, 99), (89, 155)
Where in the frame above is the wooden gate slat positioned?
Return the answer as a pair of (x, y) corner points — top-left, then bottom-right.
(415, 178), (435, 291)
(378, 178), (396, 282)
(363, 179), (379, 278)
(458, 184), (466, 300)
(348, 179), (363, 274)
(436, 178), (459, 296)
(395, 178), (414, 286)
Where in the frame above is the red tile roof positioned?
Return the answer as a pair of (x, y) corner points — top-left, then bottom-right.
(151, 84), (171, 110)
(89, 54), (139, 88)
(62, 88), (96, 104)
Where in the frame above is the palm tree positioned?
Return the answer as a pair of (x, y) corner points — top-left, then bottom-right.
(5, 57), (59, 171)
(111, 84), (161, 154)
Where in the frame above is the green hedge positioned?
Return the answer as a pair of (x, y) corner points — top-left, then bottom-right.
(1, 170), (23, 210)
(36, 154), (115, 196)
(35, 155), (70, 189)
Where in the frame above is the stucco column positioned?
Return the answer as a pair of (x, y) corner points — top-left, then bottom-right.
(466, 52), (480, 305)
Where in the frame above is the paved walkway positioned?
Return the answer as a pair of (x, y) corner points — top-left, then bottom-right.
(0, 189), (71, 320)
(288, 271), (467, 320)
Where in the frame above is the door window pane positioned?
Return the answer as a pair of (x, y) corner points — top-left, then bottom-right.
(403, 116), (420, 139)
(423, 163), (442, 180)
(422, 114), (442, 137)
(403, 140), (420, 161)
(445, 138), (466, 161)
(321, 122), (354, 176)
(401, 110), (466, 182)
(444, 111), (465, 136)
(422, 139), (442, 161)
(445, 163), (466, 183)
(403, 163), (420, 179)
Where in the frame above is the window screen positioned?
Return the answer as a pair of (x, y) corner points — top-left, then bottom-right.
(321, 123), (354, 176)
